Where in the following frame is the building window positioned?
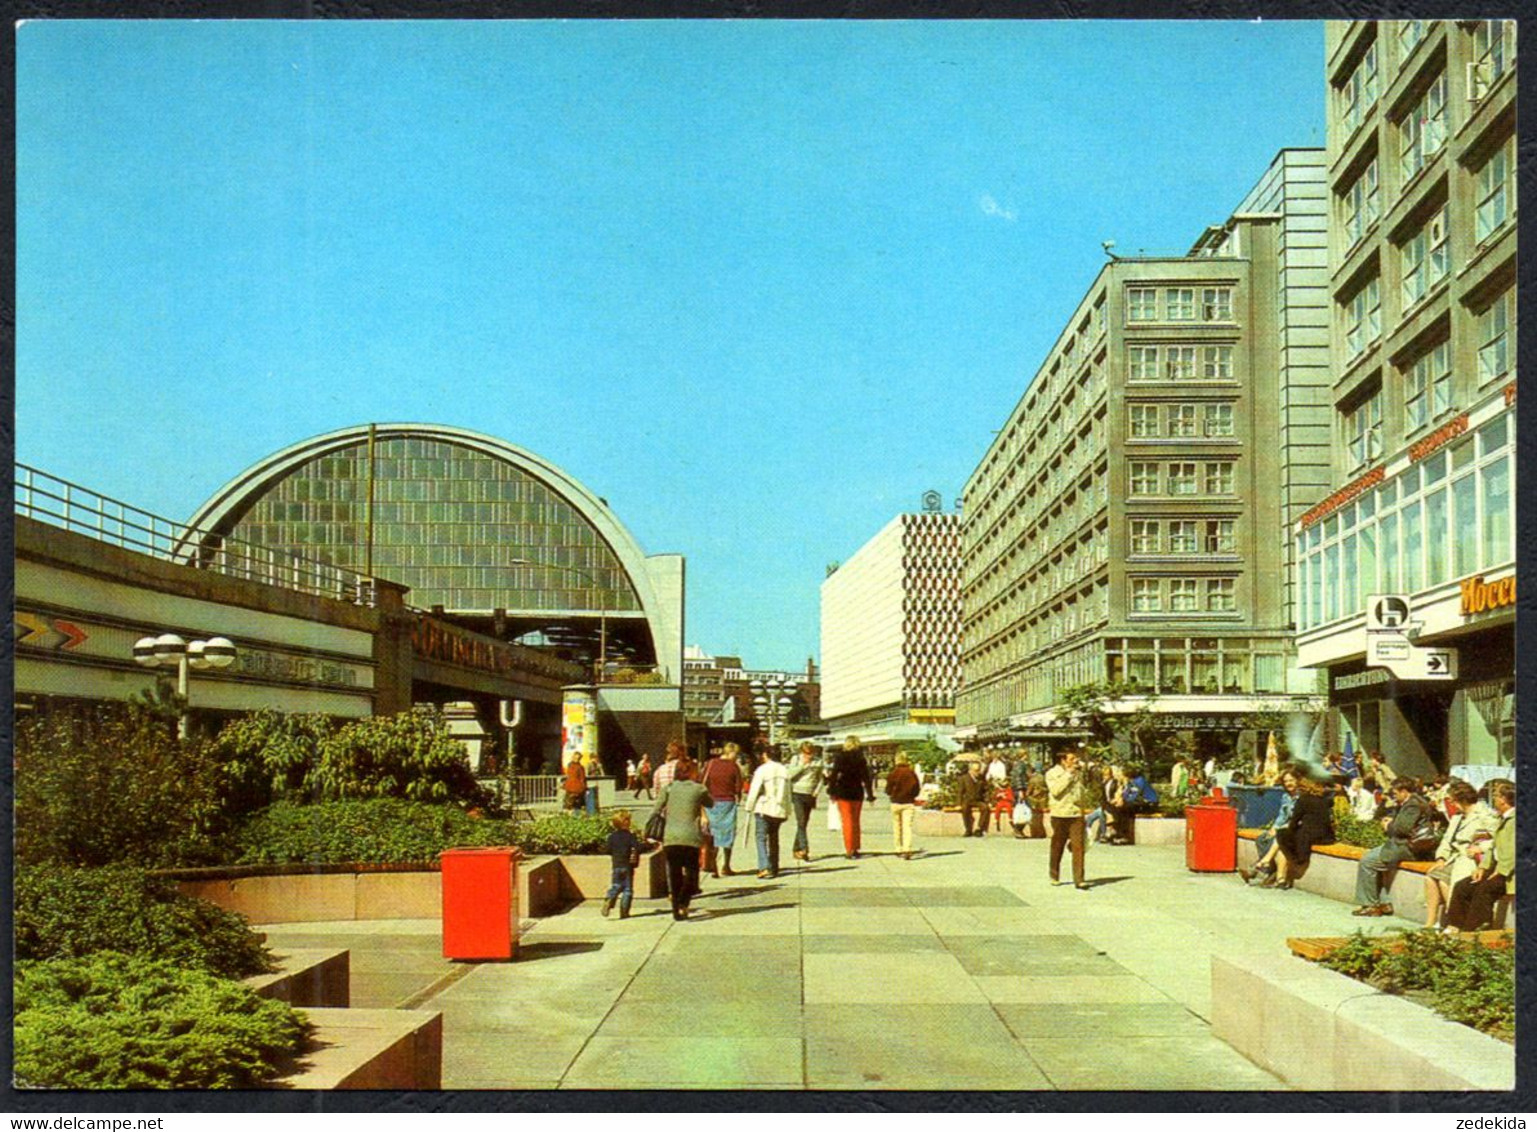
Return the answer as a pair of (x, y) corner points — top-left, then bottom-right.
(1340, 41), (1379, 135)
(1129, 346), (1160, 381)
(1345, 277), (1381, 359)
(1403, 340), (1451, 432)
(1205, 404), (1235, 436)
(1129, 404), (1160, 438)
(1205, 519), (1236, 553)
(1341, 159), (1380, 249)
(1399, 72), (1447, 182)
(1202, 287), (1234, 321)
(1169, 579), (1199, 612)
(1169, 463), (1198, 495)
(1201, 345), (1234, 380)
(1095, 296), (1107, 337)
(1166, 346), (1197, 380)
(1398, 20), (1425, 56)
(1130, 462), (1160, 495)
(1472, 19), (1515, 87)
(1166, 288), (1197, 321)
(1478, 291), (1513, 385)
(1400, 206), (1448, 309)
(1475, 137), (1513, 243)
(1344, 389), (1383, 470)
(1206, 578), (1237, 612)
(1169, 521), (1198, 553)
(1130, 519), (1160, 554)
(1127, 288), (1159, 321)
(1204, 462), (1235, 495)
(1168, 404), (1198, 438)
(1130, 579), (1162, 612)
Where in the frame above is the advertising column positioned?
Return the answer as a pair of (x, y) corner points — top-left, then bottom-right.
(561, 686), (599, 810)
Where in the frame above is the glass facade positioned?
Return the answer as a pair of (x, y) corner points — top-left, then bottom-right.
(1297, 412), (1515, 630)
(222, 436), (641, 616)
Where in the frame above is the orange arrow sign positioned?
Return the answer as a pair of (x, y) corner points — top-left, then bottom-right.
(53, 619), (88, 650)
(15, 612), (52, 646)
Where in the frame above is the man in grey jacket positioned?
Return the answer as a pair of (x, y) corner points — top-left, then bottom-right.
(1353, 777), (1433, 916)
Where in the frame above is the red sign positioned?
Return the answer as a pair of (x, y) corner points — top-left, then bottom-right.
(1408, 413), (1470, 462)
(1300, 466), (1385, 529)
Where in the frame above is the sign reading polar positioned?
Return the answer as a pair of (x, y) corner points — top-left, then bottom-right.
(182, 424), (684, 683)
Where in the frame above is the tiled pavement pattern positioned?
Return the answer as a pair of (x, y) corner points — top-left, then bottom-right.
(258, 803), (1401, 1091)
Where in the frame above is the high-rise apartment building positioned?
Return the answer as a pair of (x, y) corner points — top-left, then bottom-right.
(1295, 20), (1516, 775)
(956, 150), (1330, 759)
(820, 510), (962, 736)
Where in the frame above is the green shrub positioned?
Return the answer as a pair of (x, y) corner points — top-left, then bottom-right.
(13, 703), (229, 868)
(14, 954), (307, 1089)
(505, 811), (616, 855)
(1331, 807), (1387, 849)
(1320, 929), (1514, 1042)
(234, 798), (512, 865)
(14, 865), (272, 978)
(212, 709), (490, 813)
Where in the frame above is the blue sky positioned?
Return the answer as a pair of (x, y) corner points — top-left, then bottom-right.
(16, 19), (1325, 671)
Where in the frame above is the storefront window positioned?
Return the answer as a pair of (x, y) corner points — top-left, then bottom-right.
(1482, 456), (1511, 567)
(1453, 473), (1478, 577)
(1402, 499), (1423, 591)
(1225, 653), (1253, 693)
(1357, 525), (1375, 604)
(1379, 510), (1399, 593)
(1424, 487), (1448, 585)
(1324, 542), (1340, 622)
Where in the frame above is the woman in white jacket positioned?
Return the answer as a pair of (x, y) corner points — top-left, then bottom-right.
(745, 746), (794, 879)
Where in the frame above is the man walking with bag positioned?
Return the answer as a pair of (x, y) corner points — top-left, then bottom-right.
(1046, 748), (1092, 890)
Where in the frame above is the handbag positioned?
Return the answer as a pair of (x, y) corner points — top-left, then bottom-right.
(1012, 800), (1032, 825)
(643, 810), (667, 843)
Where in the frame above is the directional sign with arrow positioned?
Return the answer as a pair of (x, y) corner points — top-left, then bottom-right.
(14, 612), (90, 651)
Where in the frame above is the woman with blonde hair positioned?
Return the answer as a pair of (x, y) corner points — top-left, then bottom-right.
(826, 735), (875, 859)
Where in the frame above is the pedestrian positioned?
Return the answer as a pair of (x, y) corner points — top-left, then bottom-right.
(562, 754), (587, 812)
(701, 742), (745, 876)
(827, 735), (875, 858)
(1351, 777), (1434, 917)
(1026, 764), (1050, 839)
(745, 745), (793, 878)
(653, 741), (683, 794)
(788, 742), (824, 862)
(582, 750), (600, 814)
(602, 810), (644, 919)
(625, 757), (640, 797)
(1046, 747), (1092, 890)
(986, 751), (1008, 789)
(1271, 774), (1334, 889)
(1083, 763), (1114, 845)
(886, 752), (921, 859)
(1111, 765), (1159, 846)
(649, 757), (711, 921)
(635, 753), (654, 799)
(957, 760), (989, 837)
(1444, 779), (1515, 932)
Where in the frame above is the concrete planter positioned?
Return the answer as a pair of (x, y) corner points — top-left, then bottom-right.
(1131, 816), (1186, 847)
(174, 851), (669, 924)
(278, 1009), (443, 1090)
(1211, 950), (1513, 1090)
(913, 808), (967, 837)
(1236, 837), (1429, 922)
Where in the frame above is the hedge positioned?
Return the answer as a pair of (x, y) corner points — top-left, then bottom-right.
(14, 954), (307, 1089)
(15, 865), (272, 979)
(233, 798), (513, 865)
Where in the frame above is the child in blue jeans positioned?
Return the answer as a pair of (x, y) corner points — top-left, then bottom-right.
(603, 811), (644, 919)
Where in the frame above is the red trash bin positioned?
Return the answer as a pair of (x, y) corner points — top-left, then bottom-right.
(1185, 796), (1238, 872)
(441, 846), (521, 960)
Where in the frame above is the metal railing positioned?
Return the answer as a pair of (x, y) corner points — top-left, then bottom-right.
(506, 775), (564, 806)
(15, 462), (379, 607)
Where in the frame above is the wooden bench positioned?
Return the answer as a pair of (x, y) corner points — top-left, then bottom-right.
(1286, 930), (1514, 961)
(1238, 829), (1433, 872)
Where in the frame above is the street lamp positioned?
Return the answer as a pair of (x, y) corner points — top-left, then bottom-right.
(508, 558), (609, 681)
(132, 632), (237, 738)
(750, 674), (798, 748)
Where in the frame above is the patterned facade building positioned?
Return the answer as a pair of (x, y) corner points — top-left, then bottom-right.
(956, 150), (1331, 757)
(820, 510), (962, 733)
(1296, 20), (1516, 775)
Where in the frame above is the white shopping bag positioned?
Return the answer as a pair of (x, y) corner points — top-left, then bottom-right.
(827, 802), (841, 832)
(1012, 801), (1032, 825)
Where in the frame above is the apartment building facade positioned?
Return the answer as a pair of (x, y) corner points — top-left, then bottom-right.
(1295, 20), (1516, 775)
(956, 150), (1331, 759)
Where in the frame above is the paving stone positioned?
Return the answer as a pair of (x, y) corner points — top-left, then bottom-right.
(994, 1002), (1212, 1039)
(1025, 1032), (1281, 1090)
(597, 996), (802, 1038)
(973, 974), (1174, 1005)
(945, 936), (1128, 977)
(803, 952), (984, 1005)
(802, 934), (946, 955)
(798, 887), (922, 908)
(887, 886), (1027, 908)
(804, 1004), (1050, 1090)
(562, 1035), (804, 1088)
(798, 907), (933, 936)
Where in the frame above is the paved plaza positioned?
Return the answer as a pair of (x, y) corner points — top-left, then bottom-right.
(259, 802), (1407, 1091)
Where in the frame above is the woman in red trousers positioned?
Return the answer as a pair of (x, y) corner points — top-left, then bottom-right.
(827, 736), (876, 858)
